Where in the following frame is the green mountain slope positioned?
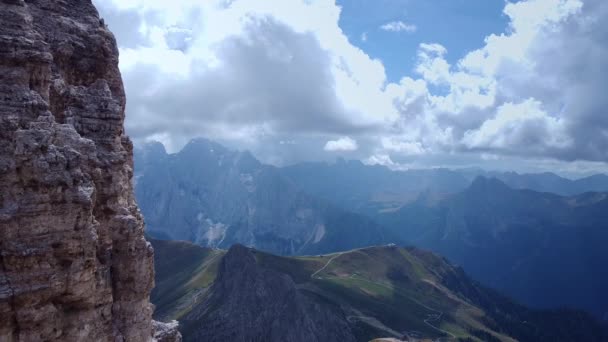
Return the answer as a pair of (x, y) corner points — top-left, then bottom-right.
(378, 176), (608, 319)
(150, 239), (607, 342)
(151, 239), (225, 320)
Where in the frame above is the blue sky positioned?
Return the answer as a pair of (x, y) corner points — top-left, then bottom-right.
(338, 0), (510, 83)
(94, 0), (608, 177)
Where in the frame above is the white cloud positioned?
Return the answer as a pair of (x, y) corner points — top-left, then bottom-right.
(462, 99), (571, 151)
(380, 21), (417, 33)
(324, 137), (358, 152)
(381, 137), (426, 155)
(415, 43), (450, 84)
(387, 0), (607, 163)
(96, 0), (398, 150)
(364, 154), (397, 168)
(94, 0), (608, 174)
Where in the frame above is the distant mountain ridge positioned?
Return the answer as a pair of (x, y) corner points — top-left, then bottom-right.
(134, 139), (395, 256)
(281, 159), (608, 215)
(378, 176), (608, 319)
(151, 239), (608, 342)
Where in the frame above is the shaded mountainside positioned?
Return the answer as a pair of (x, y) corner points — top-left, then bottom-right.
(487, 171), (608, 197)
(281, 160), (471, 216)
(183, 244), (356, 342)
(135, 139), (396, 255)
(280, 160), (608, 216)
(151, 238), (223, 320)
(378, 176), (608, 319)
(151, 239), (608, 342)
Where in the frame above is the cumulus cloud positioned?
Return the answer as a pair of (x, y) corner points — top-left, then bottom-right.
(364, 154), (398, 168)
(324, 137), (358, 152)
(381, 137), (426, 155)
(95, 0), (395, 154)
(93, 0), (608, 174)
(94, 2), (150, 48)
(380, 21), (417, 33)
(124, 18), (350, 142)
(385, 0), (608, 164)
(462, 99), (571, 152)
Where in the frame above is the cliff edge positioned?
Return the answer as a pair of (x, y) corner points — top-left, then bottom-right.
(0, 0), (179, 340)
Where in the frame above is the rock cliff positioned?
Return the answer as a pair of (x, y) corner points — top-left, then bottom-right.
(0, 0), (179, 341)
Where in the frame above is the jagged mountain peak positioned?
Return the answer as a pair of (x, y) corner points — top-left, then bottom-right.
(141, 140), (168, 153)
(181, 137), (230, 156)
(173, 138), (262, 170)
(219, 244), (257, 274)
(135, 138), (394, 255)
(135, 141), (168, 163)
(468, 175), (512, 193)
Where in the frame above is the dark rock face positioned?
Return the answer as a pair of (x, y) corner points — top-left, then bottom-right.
(0, 0), (179, 341)
(181, 244), (356, 342)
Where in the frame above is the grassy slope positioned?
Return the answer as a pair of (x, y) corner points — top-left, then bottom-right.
(297, 247), (511, 341)
(152, 239), (514, 341)
(151, 239), (225, 320)
(151, 240), (607, 341)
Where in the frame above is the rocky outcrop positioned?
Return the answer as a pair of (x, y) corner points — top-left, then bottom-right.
(153, 320), (182, 342)
(181, 244), (356, 342)
(0, 0), (178, 341)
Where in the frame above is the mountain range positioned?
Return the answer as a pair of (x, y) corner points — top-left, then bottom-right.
(136, 138), (608, 321)
(150, 238), (608, 342)
(281, 159), (608, 216)
(377, 176), (608, 320)
(134, 139), (395, 256)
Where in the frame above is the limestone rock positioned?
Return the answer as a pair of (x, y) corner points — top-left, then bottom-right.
(153, 320), (182, 342)
(0, 0), (179, 341)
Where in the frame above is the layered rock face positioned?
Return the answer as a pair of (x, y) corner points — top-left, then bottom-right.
(181, 244), (356, 342)
(0, 0), (178, 341)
